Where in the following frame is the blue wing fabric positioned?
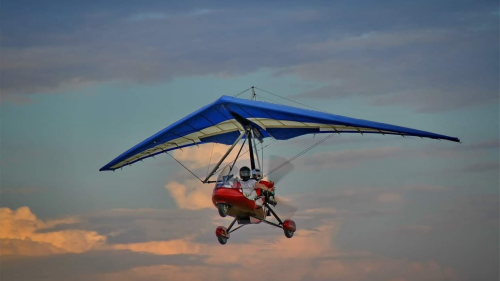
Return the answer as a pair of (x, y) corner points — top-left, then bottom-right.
(100, 95), (460, 171)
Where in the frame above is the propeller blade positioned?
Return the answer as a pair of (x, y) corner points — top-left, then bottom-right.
(272, 196), (298, 220)
(265, 155), (295, 184)
(263, 156), (297, 219)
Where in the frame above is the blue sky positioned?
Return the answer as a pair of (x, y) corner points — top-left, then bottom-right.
(1, 1), (498, 281)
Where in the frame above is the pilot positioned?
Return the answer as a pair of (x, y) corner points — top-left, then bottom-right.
(239, 166), (272, 218)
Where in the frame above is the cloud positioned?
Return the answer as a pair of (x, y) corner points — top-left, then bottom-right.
(1, 239), (67, 256)
(310, 259), (458, 281)
(0, 186), (44, 195)
(100, 223), (460, 281)
(434, 195), (499, 227)
(128, 9), (213, 22)
(164, 143), (251, 210)
(37, 208), (215, 245)
(404, 184), (449, 192)
(458, 162), (499, 173)
(128, 12), (170, 22)
(171, 143), (249, 170)
(399, 225), (433, 235)
(2, 1), (497, 113)
(0, 207), (105, 255)
(111, 237), (201, 255)
(0, 250), (205, 281)
(377, 193), (403, 203)
(450, 138), (499, 151)
(165, 180), (214, 210)
(0, 205), (464, 281)
(301, 146), (406, 170)
(285, 28), (498, 112)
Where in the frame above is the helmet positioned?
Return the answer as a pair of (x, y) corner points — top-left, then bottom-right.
(252, 169), (262, 180)
(239, 166), (251, 181)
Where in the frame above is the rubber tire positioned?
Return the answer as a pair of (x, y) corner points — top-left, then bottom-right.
(217, 203), (229, 217)
(217, 235), (228, 245)
(284, 229), (294, 238)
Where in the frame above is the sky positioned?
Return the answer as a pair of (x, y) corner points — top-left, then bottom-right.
(0, 1), (498, 280)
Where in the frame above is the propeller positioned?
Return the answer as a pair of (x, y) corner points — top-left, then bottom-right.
(263, 155), (298, 219)
(265, 155), (295, 183)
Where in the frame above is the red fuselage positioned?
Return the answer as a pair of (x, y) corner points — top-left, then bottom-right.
(212, 183), (258, 218)
(212, 180), (274, 219)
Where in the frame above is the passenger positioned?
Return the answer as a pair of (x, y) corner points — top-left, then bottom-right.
(251, 168), (262, 180)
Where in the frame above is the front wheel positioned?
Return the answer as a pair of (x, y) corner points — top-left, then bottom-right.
(284, 229), (294, 238)
(217, 203), (229, 217)
(283, 219), (296, 239)
(217, 235), (228, 245)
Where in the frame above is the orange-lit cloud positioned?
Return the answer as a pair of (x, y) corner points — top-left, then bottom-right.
(164, 179), (214, 210)
(102, 221), (458, 281)
(0, 207), (105, 255)
(165, 143), (252, 210)
(111, 237), (201, 255)
(1, 206), (461, 281)
(172, 143), (250, 170)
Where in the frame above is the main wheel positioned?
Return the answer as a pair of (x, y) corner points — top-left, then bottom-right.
(283, 219), (296, 239)
(217, 235), (228, 245)
(217, 203), (229, 217)
(215, 226), (229, 245)
(284, 229), (294, 238)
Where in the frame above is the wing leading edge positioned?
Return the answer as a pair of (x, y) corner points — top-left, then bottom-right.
(99, 95), (460, 171)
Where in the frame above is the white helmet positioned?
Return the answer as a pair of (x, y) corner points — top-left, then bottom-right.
(251, 169), (262, 180)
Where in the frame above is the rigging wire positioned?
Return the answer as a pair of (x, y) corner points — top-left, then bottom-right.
(160, 87), (253, 182)
(229, 138), (247, 173)
(205, 142), (215, 178)
(255, 86), (329, 114)
(255, 94), (287, 107)
(165, 152), (204, 183)
(161, 87), (332, 182)
(233, 87), (253, 98)
(263, 133), (335, 179)
(214, 139), (279, 175)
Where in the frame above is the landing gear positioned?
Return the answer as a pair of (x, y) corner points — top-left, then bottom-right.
(283, 219), (296, 239)
(215, 226), (229, 245)
(217, 235), (228, 245)
(284, 228), (294, 238)
(215, 218), (243, 245)
(253, 203), (297, 239)
(214, 205), (297, 244)
(217, 203), (229, 217)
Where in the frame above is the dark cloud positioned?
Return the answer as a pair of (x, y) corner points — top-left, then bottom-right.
(0, 251), (205, 281)
(0, 186), (45, 195)
(398, 225), (433, 235)
(434, 194), (500, 227)
(421, 138), (499, 157)
(289, 27), (498, 112)
(458, 162), (499, 173)
(1, 0), (497, 112)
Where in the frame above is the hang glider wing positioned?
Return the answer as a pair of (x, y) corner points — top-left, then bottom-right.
(100, 95), (460, 171)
